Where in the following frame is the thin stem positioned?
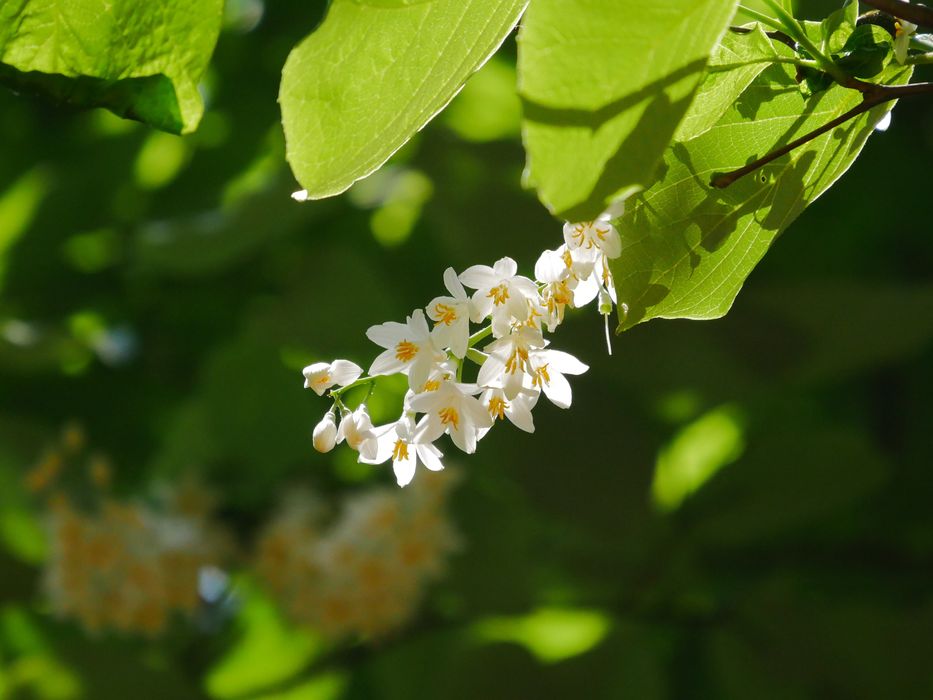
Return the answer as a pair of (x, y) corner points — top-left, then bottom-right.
(711, 81), (933, 188)
(737, 5), (787, 34)
(862, 0), (933, 29)
(329, 376), (376, 398)
(906, 51), (933, 64)
(468, 325), (493, 348)
(466, 348), (487, 367)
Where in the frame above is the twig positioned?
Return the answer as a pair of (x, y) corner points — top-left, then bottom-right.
(861, 0), (933, 29)
(711, 81), (933, 189)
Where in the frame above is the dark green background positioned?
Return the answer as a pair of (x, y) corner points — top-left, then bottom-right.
(1, 0), (931, 697)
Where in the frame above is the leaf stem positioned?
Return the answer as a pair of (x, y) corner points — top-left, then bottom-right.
(468, 324), (493, 348)
(711, 81), (933, 188)
(709, 56), (819, 73)
(861, 0), (933, 29)
(906, 51), (933, 64)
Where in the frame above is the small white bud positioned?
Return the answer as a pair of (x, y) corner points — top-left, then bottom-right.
(312, 412), (338, 453)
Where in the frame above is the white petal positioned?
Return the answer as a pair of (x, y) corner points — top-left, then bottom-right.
(449, 316), (470, 359)
(417, 443), (444, 472)
(542, 370), (573, 409)
(369, 348), (406, 377)
(573, 275), (600, 307)
(366, 321), (407, 349)
(506, 399), (535, 433)
(443, 267), (467, 300)
(329, 360), (363, 386)
(470, 289), (494, 321)
(408, 352), (435, 391)
(414, 413), (445, 444)
(542, 350), (588, 375)
(393, 452), (417, 487)
(492, 257), (518, 278)
(449, 420), (476, 454)
(459, 265), (498, 290)
(535, 249), (567, 283)
(598, 224), (622, 258)
(477, 352), (507, 388)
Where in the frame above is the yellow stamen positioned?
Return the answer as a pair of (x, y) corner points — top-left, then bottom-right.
(439, 407), (460, 429)
(487, 284), (510, 306)
(312, 372), (331, 387)
(505, 347), (529, 374)
(392, 439), (410, 462)
(422, 379), (441, 392)
(532, 363), (551, 388)
(488, 396), (509, 420)
(561, 248), (573, 269)
(433, 303), (458, 326)
(395, 340), (418, 362)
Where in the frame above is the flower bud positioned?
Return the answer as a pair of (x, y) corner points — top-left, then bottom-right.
(312, 413), (338, 453)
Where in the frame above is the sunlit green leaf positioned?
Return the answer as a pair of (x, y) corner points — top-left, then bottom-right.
(0, 0), (224, 134)
(280, 0), (527, 200)
(518, 0), (738, 221)
(472, 607), (611, 664)
(612, 57), (912, 331)
(675, 24), (777, 142)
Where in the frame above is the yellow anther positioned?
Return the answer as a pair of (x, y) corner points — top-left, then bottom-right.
(392, 439), (410, 462)
(488, 396), (509, 420)
(487, 284), (510, 306)
(505, 347), (529, 374)
(422, 379), (441, 392)
(532, 363), (551, 388)
(439, 407), (460, 429)
(433, 303), (458, 326)
(395, 340), (419, 362)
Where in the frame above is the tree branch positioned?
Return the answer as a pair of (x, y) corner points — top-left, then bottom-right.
(861, 0), (933, 29)
(711, 81), (933, 189)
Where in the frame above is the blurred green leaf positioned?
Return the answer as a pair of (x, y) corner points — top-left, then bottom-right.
(652, 404), (746, 512)
(0, 168), (51, 292)
(280, 0), (527, 200)
(0, 0), (223, 134)
(612, 57), (912, 331)
(443, 56), (521, 143)
(518, 0), (738, 220)
(206, 580), (320, 699)
(472, 607), (611, 664)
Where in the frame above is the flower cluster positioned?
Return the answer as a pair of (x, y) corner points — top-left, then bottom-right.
(303, 212), (624, 486)
(255, 470), (459, 639)
(28, 428), (228, 636)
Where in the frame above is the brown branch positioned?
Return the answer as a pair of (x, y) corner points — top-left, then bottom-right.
(729, 25), (797, 51)
(861, 0), (933, 29)
(710, 81), (933, 189)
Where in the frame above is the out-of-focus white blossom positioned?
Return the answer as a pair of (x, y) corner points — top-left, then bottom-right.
(255, 471), (459, 640)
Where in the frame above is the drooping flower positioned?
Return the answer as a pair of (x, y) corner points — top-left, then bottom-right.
(302, 359), (363, 396)
(410, 381), (492, 454)
(476, 326), (546, 399)
(426, 268), (472, 358)
(563, 219), (622, 262)
(337, 405), (379, 461)
(894, 18), (918, 64)
(478, 387), (537, 437)
(361, 414), (444, 487)
(459, 257), (539, 337)
(525, 348), (589, 409)
(367, 310), (445, 391)
(312, 411), (338, 453)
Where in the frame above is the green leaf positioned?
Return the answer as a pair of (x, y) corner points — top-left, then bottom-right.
(0, 0), (223, 134)
(821, 0), (859, 55)
(836, 24), (893, 79)
(518, 0), (739, 221)
(611, 57), (912, 331)
(675, 24), (777, 142)
(280, 0), (527, 200)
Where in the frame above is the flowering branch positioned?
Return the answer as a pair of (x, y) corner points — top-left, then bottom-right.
(301, 215), (625, 486)
(862, 0), (933, 29)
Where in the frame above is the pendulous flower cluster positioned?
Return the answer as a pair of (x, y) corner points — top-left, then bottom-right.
(255, 469), (459, 639)
(303, 212), (624, 486)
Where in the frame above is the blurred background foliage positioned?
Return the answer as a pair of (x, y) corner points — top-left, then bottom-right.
(1, 0), (932, 697)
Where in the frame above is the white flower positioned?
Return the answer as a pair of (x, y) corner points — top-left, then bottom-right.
(478, 387), (537, 437)
(525, 349), (589, 409)
(535, 248), (578, 332)
(426, 268), (471, 359)
(337, 406), (379, 461)
(459, 257), (539, 337)
(312, 412), (338, 453)
(410, 381), (493, 454)
(562, 219), (621, 262)
(367, 310), (446, 391)
(302, 359), (363, 396)
(361, 414), (444, 487)
(476, 326), (546, 399)
(895, 18), (918, 64)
